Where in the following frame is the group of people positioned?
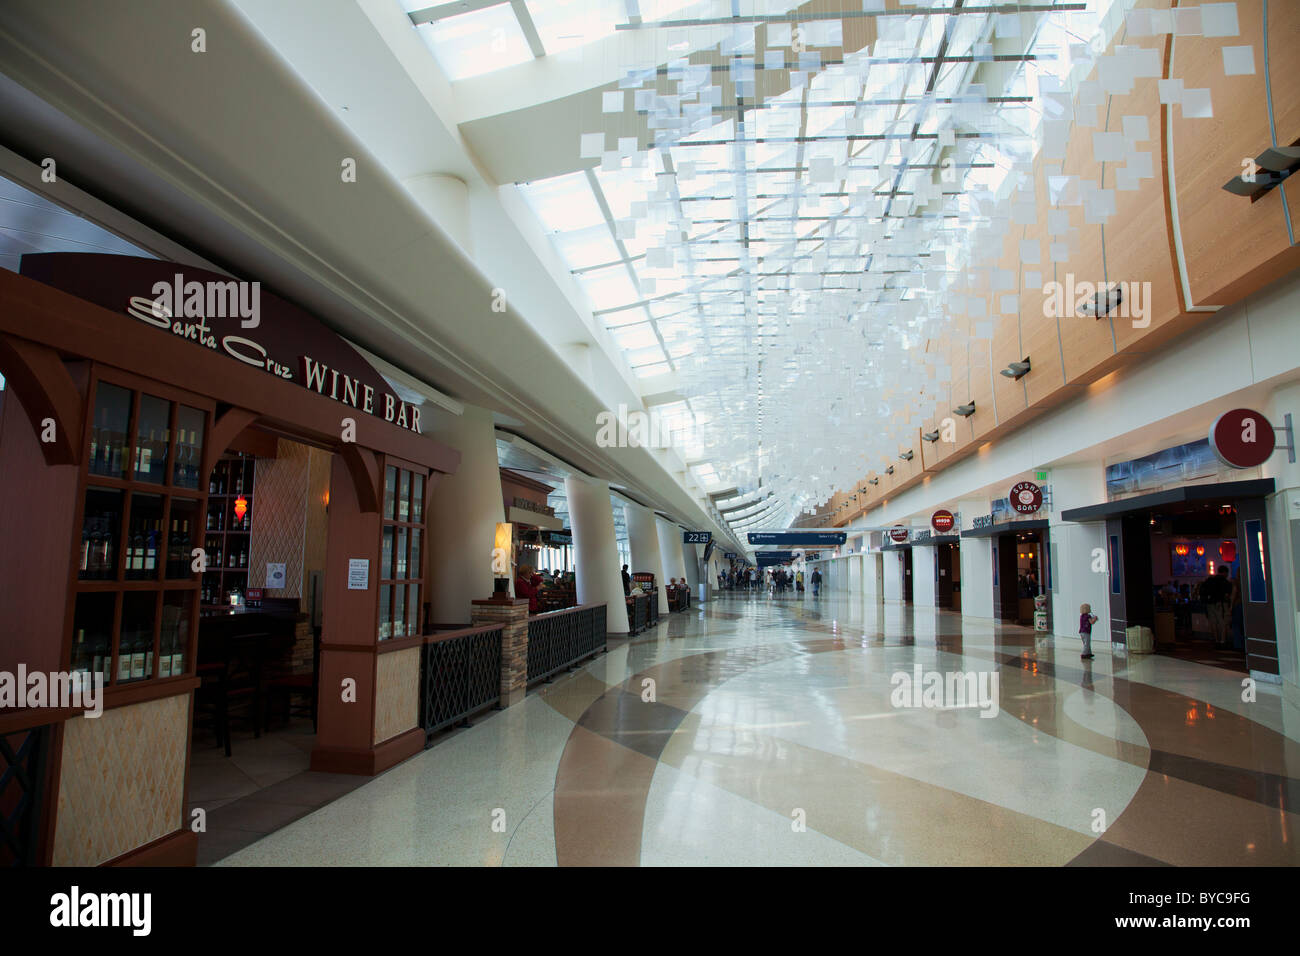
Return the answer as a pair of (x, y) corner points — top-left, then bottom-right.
(1152, 565), (1244, 649)
(718, 564), (821, 597)
(620, 564), (690, 596)
(514, 564), (575, 615)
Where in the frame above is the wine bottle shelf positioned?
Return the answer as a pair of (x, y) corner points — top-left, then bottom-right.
(200, 453), (256, 608)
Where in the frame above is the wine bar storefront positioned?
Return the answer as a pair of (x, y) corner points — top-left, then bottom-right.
(0, 254), (461, 866)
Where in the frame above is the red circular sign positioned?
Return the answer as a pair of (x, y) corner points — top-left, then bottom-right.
(931, 509), (955, 533)
(1009, 481), (1043, 515)
(889, 527), (910, 542)
(1209, 408), (1274, 468)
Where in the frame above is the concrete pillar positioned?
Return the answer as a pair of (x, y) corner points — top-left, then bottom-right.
(624, 500), (670, 615)
(913, 545), (937, 607)
(1048, 464), (1110, 641)
(1263, 381), (1300, 724)
(403, 173), (473, 256)
(566, 476), (632, 634)
(425, 404), (505, 625)
(958, 498), (994, 620)
(657, 516), (687, 585)
(883, 550), (905, 602)
(681, 540), (703, 595)
(863, 548), (885, 604)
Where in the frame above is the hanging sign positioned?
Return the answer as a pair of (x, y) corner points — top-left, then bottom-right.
(748, 532), (847, 546)
(889, 527), (910, 543)
(683, 531), (713, 544)
(1209, 408), (1275, 468)
(1009, 481), (1043, 515)
(931, 509), (955, 533)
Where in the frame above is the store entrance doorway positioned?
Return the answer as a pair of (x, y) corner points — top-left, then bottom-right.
(902, 547), (914, 603)
(936, 541), (960, 611)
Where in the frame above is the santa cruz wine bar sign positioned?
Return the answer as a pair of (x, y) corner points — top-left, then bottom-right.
(20, 253), (423, 434)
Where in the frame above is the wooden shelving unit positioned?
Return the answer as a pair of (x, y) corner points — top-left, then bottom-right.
(201, 452), (255, 609)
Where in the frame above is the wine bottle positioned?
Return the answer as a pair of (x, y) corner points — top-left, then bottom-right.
(171, 620), (187, 675)
(89, 424), (99, 475)
(159, 626), (173, 678)
(90, 630), (108, 679)
(129, 524), (144, 576)
(72, 628), (91, 675)
(80, 521), (91, 575)
(131, 631), (147, 681)
(239, 546), (247, 568)
(116, 636), (131, 683)
(144, 521), (158, 574)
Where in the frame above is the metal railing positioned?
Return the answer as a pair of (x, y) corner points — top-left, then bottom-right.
(419, 625), (503, 739)
(526, 604), (607, 685)
(1, 721), (54, 866)
(627, 593), (651, 634)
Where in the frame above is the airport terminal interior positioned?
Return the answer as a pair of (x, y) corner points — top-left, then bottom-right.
(0, 0), (1298, 872)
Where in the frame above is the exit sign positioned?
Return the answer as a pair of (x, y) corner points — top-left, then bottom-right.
(1035, 470), (1050, 481)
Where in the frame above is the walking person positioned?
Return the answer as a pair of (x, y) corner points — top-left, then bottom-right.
(811, 567), (822, 597)
(1079, 603), (1098, 660)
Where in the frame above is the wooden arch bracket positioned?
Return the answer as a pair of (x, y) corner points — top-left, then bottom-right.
(0, 335), (83, 467)
(202, 407), (258, 485)
(340, 444), (382, 514)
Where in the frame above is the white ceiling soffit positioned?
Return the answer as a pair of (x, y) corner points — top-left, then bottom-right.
(0, 0), (736, 550)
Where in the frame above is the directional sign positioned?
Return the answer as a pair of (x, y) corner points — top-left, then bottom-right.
(683, 531), (713, 544)
(747, 532), (847, 546)
(755, 551), (795, 566)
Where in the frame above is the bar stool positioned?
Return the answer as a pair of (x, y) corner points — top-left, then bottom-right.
(195, 632), (268, 757)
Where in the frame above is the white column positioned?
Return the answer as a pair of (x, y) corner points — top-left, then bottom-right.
(1048, 464), (1110, 641)
(848, 554), (862, 596)
(402, 172), (473, 257)
(1264, 381), (1300, 718)
(913, 545), (937, 607)
(863, 548), (884, 603)
(657, 516), (688, 584)
(566, 476), (632, 634)
(425, 404), (505, 625)
(681, 540), (703, 595)
(958, 498), (994, 620)
(624, 501), (670, 615)
(883, 550), (905, 602)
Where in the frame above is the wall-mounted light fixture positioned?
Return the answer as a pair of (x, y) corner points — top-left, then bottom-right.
(922, 430), (940, 442)
(954, 401), (976, 417)
(885, 466), (895, 475)
(868, 477), (879, 485)
(1000, 358), (1031, 380)
(1222, 146), (1300, 200)
(1079, 284), (1123, 319)
(899, 450), (914, 461)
